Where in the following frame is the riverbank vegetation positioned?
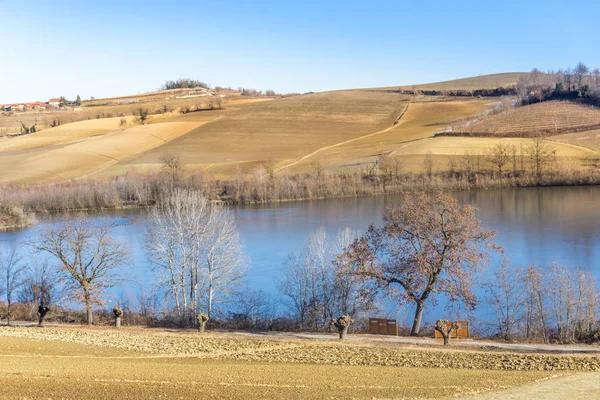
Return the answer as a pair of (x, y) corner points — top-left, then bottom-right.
(1, 139), (598, 229)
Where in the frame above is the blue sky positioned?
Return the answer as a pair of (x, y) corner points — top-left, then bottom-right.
(1, 0), (599, 103)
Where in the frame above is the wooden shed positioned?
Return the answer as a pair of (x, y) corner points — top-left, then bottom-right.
(433, 321), (470, 339)
(368, 318), (399, 336)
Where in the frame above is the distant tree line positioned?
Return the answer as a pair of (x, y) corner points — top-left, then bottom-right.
(161, 79), (209, 90)
(517, 62), (600, 105)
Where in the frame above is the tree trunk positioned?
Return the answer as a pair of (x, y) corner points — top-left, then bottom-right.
(411, 302), (425, 336)
(6, 302), (11, 327)
(85, 296), (93, 325)
(198, 321), (206, 333)
(208, 278), (214, 320)
(443, 334), (450, 345)
(338, 326), (348, 340)
(115, 316), (121, 328)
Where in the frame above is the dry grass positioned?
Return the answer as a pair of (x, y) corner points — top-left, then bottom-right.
(551, 129), (600, 152)
(284, 99), (492, 173)
(0, 121), (206, 183)
(460, 101), (600, 137)
(110, 90), (408, 175)
(2, 84), (599, 184)
(0, 116), (135, 152)
(0, 327), (573, 399)
(371, 73), (526, 91)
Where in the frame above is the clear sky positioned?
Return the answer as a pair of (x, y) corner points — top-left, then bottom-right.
(1, 0), (599, 103)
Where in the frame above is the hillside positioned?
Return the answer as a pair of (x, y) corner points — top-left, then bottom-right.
(370, 73), (526, 92)
(407, 72), (526, 90)
(1, 74), (599, 184)
(454, 101), (600, 137)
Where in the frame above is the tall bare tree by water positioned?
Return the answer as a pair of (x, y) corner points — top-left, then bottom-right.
(32, 218), (128, 325)
(483, 262), (525, 340)
(146, 189), (246, 324)
(1, 244), (26, 326)
(203, 206), (247, 319)
(279, 227), (376, 331)
(339, 191), (499, 336)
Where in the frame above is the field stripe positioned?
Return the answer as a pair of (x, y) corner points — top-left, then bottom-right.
(275, 102), (410, 172)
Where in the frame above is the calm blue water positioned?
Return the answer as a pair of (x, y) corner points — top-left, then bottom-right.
(2, 186), (600, 323)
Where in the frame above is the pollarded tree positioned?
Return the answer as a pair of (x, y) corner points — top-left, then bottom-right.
(32, 218), (129, 325)
(340, 191), (499, 336)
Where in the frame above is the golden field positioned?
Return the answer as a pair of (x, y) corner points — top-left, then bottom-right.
(0, 325), (591, 400)
(1, 75), (599, 184)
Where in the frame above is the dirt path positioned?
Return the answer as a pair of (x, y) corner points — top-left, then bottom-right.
(460, 372), (600, 399)
(233, 331), (600, 354)
(275, 103), (411, 172)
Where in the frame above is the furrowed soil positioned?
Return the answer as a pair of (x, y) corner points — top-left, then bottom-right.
(0, 326), (598, 399)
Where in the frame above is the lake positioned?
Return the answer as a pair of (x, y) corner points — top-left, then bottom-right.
(2, 186), (600, 323)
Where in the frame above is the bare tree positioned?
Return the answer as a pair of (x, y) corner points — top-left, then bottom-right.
(32, 218), (129, 325)
(146, 189), (246, 324)
(423, 151), (434, 179)
(523, 265), (549, 342)
(340, 191), (499, 336)
(574, 62), (590, 89)
(18, 259), (62, 314)
(483, 262), (525, 340)
(279, 227), (375, 331)
(487, 143), (511, 174)
(160, 153), (181, 180)
(278, 251), (313, 329)
(1, 244), (26, 326)
(546, 263), (597, 343)
(524, 136), (556, 181)
(263, 159), (277, 180)
(203, 206), (247, 319)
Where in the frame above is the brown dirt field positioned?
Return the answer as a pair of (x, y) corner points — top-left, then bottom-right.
(285, 99), (491, 173)
(0, 93), (271, 132)
(461, 101), (600, 137)
(111, 90), (408, 175)
(0, 121), (205, 183)
(0, 116), (136, 152)
(0, 328), (570, 400)
(2, 86), (598, 183)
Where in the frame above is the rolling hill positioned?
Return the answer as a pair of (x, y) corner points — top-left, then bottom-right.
(0, 73), (598, 184)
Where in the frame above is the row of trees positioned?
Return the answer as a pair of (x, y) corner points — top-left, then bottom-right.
(485, 262), (598, 342)
(146, 190), (246, 323)
(518, 62), (600, 104)
(278, 227), (376, 331)
(161, 79), (209, 90)
(1, 190), (247, 326)
(374, 137), (557, 186)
